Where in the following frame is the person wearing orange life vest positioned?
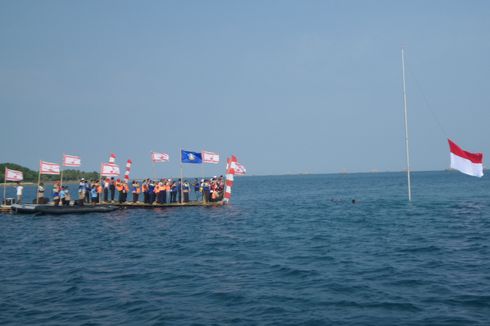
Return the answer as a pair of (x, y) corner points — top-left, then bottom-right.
(131, 180), (140, 203)
(142, 180), (149, 204)
(122, 181), (129, 203)
(116, 179), (124, 203)
(157, 180), (166, 204)
(154, 182), (161, 204)
(97, 180), (103, 203)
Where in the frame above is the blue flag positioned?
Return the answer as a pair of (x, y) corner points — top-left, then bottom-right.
(181, 150), (202, 164)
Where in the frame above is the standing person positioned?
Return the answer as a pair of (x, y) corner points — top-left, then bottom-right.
(78, 178), (86, 202)
(90, 185), (98, 205)
(60, 186), (66, 206)
(103, 177), (109, 202)
(203, 179), (210, 203)
(85, 180), (91, 203)
(16, 182), (23, 204)
(165, 179), (171, 203)
(142, 180), (149, 204)
(161, 180), (167, 204)
(131, 180), (140, 203)
(64, 187), (71, 206)
(149, 180), (155, 204)
(123, 181), (129, 203)
(109, 177), (115, 202)
(53, 184), (60, 206)
(37, 182), (45, 203)
(193, 178), (200, 201)
(177, 179), (182, 203)
(183, 181), (190, 203)
(170, 181), (177, 203)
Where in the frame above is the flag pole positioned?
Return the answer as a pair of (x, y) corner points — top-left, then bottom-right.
(180, 149), (183, 204)
(60, 154), (64, 188)
(401, 48), (412, 202)
(152, 152), (156, 181)
(3, 168), (6, 205)
(37, 161), (42, 205)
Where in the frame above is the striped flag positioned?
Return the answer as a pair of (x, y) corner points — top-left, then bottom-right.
(448, 139), (484, 178)
(202, 151), (220, 164)
(5, 168), (23, 181)
(40, 161), (61, 175)
(234, 162), (247, 175)
(63, 154), (81, 167)
(101, 163), (120, 177)
(151, 152), (169, 163)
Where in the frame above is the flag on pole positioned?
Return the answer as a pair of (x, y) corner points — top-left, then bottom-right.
(63, 154), (81, 167)
(202, 151), (220, 164)
(109, 153), (116, 164)
(100, 163), (120, 177)
(448, 139), (484, 178)
(40, 161), (61, 175)
(181, 150), (202, 164)
(151, 152), (169, 163)
(5, 168), (23, 181)
(234, 162), (247, 175)
(124, 160), (132, 181)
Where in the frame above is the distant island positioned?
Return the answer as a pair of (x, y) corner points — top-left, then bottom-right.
(1, 163), (99, 183)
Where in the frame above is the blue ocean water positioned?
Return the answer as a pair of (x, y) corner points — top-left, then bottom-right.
(1, 171), (489, 325)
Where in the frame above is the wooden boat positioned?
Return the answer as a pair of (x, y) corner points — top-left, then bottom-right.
(34, 205), (118, 215)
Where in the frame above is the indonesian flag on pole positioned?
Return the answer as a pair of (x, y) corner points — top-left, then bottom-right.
(63, 154), (81, 167)
(5, 168), (23, 181)
(109, 153), (116, 164)
(100, 163), (120, 177)
(448, 139), (484, 178)
(202, 151), (220, 164)
(151, 152), (169, 163)
(40, 161), (61, 175)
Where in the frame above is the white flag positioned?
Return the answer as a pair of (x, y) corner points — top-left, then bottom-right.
(100, 163), (120, 177)
(5, 168), (23, 181)
(40, 161), (61, 175)
(202, 151), (220, 164)
(63, 154), (81, 167)
(151, 152), (169, 162)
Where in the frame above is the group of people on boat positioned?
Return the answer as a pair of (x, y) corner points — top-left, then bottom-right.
(28, 176), (225, 205)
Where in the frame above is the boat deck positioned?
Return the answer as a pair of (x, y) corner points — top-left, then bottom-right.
(0, 200), (225, 214)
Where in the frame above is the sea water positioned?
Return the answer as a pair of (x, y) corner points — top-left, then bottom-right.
(0, 171), (489, 325)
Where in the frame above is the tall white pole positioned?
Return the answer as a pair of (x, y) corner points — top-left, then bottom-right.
(401, 48), (412, 202)
(3, 168), (6, 204)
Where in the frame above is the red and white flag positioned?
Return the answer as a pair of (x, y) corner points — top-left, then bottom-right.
(202, 151), (220, 164)
(5, 168), (23, 181)
(124, 160), (132, 181)
(63, 154), (81, 167)
(151, 152), (169, 163)
(40, 161), (61, 175)
(100, 163), (120, 177)
(448, 139), (484, 178)
(234, 162), (247, 175)
(109, 153), (116, 164)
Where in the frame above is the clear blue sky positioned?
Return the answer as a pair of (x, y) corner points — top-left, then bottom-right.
(1, 0), (489, 177)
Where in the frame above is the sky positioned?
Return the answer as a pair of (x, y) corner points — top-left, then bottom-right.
(1, 0), (489, 177)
